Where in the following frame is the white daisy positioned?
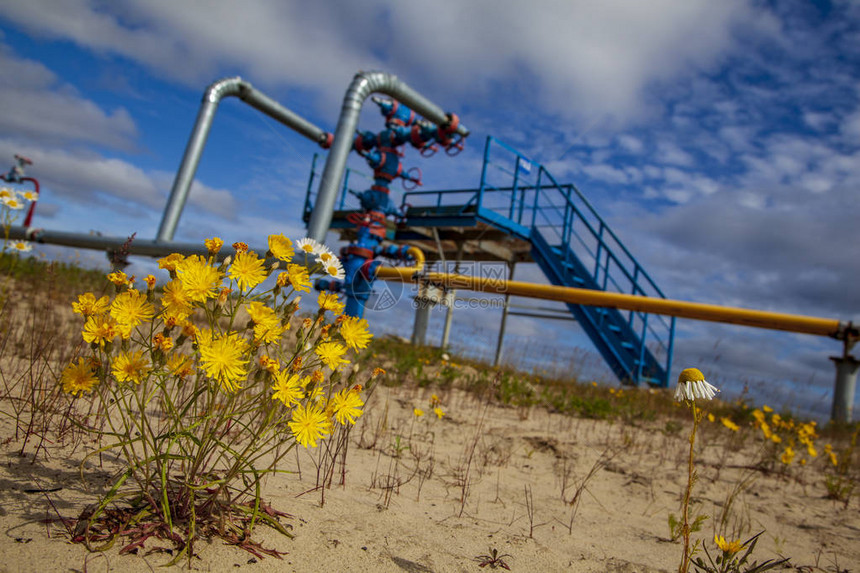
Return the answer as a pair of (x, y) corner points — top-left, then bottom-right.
(296, 237), (322, 255)
(2, 196), (25, 210)
(0, 187), (15, 200)
(21, 190), (38, 201)
(11, 241), (32, 253)
(674, 368), (719, 402)
(322, 256), (345, 280)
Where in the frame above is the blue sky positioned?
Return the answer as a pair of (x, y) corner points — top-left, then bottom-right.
(1, 1), (859, 419)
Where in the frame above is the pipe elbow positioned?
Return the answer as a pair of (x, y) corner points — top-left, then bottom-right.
(406, 246), (425, 272)
(204, 76), (245, 103)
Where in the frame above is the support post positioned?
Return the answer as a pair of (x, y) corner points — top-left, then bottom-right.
(441, 289), (456, 349)
(411, 282), (444, 347)
(830, 354), (859, 423)
(493, 262), (516, 368)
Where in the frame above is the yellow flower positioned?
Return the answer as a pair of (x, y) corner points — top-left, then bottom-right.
(259, 355), (280, 374)
(176, 255), (222, 302)
(82, 314), (119, 346)
(829, 451), (838, 466)
(228, 250), (267, 292)
(166, 353), (194, 379)
(61, 358), (98, 396)
(161, 279), (193, 321)
(111, 350), (150, 384)
(204, 236), (223, 255)
(371, 367), (386, 379)
(268, 234), (294, 262)
(770, 433), (782, 444)
(315, 341), (350, 370)
(707, 413), (715, 423)
(245, 301), (287, 344)
(714, 534), (744, 555)
(106, 270), (129, 286)
(721, 417), (740, 432)
(72, 292), (110, 317)
(110, 289), (155, 331)
(413, 408), (425, 417)
(339, 316), (372, 350)
(271, 370), (305, 407)
(331, 388), (364, 425)
(429, 394), (441, 407)
(318, 292), (345, 315)
(232, 241), (249, 253)
(674, 367), (718, 401)
(153, 333), (174, 352)
(433, 407), (445, 419)
(158, 253), (185, 272)
(762, 405), (773, 413)
(289, 402), (331, 448)
(284, 264), (311, 293)
(780, 446), (795, 465)
(198, 330), (249, 392)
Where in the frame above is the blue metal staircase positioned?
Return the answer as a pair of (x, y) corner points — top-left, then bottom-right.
(303, 137), (675, 386)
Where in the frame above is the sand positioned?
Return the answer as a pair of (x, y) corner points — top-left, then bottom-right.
(1, 381), (858, 573)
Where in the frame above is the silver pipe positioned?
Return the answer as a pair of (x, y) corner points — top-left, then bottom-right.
(11, 225), (211, 258)
(156, 77), (332, 243)
(306, 71), (470, 242)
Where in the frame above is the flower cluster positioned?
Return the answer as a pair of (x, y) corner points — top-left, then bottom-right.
(58, 235), (381, 559)
(750, 406), (834, 467)
(62, 235), (369, 449)
(1, 186), (36, 253)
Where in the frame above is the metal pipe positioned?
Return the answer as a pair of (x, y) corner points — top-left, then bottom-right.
(306, 71), (470, 242)
(493, 262), (516, 367)
(157, 77), (332, 242)
(10, 225), (211, 258)
(830, 355), (859, 423)
(373, 265), (850, 339)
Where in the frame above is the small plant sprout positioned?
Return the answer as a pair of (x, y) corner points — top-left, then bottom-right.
(675, 367), (718, 573)
(475, 546), (512, 570)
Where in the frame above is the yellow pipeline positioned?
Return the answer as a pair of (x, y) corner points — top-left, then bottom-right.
(374, 255), (848, 339)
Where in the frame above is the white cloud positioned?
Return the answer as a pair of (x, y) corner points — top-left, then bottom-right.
(0, 46), (138, 150)
(0, 0), (764, 124)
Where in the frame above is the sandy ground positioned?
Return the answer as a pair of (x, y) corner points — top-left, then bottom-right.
(1, 384), (858, 572)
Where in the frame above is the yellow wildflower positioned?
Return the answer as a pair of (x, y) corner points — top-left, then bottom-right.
(204, 236), (223, 255)
(268, 234), (294, 262)
(144, 274), (157, 290)
(289, 402), (331, 448)
(721, 417), (740, 432)
(166, 353), (194, 379)
(110, 289), (155, 332)
(61, 358), (98, 396)
(161, 279), (193, 322)
(153, 333), (174, 352)
(176, 255), (222, 303)
(284, 264), (311, 293)
(111, 350), (150, 384)
(714, 534), (744, 555)
(72, 292), (110, 317)
(413, 408), (425, 417)
(271, 370), (305, 407)
(315, 341), (350, 370)
(433, 407), (445, 419)
(228, 250), (267, 292)
(318, 292), (345, 315)
(340, 316), (372, 350)
(780, 446), (795, 465)
(106, 270), (129, 286)
(82, 314), (118, 346)
(331, 388), (364, 425)
(158, 253), (184, 272)
(198, 330), (249, 392)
